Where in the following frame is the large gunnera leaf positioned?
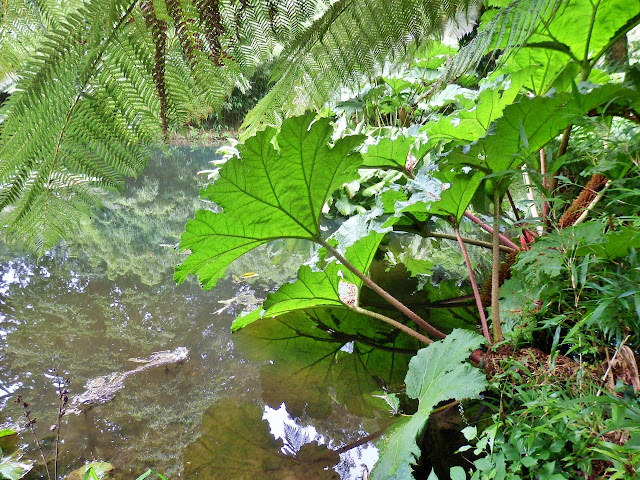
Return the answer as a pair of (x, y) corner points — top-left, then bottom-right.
(423, 66), (536, 145)
(371, 330), (487, 480)
(446, 84), (635, 174)
(361, 136), (416, 173)
(175, 114), (365, 288)
(494, 0), (640, 94)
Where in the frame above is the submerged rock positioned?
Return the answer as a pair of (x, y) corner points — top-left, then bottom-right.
(68, 347), (189, 414)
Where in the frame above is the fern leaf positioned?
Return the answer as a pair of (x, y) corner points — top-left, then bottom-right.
(241, 0), (561, 137)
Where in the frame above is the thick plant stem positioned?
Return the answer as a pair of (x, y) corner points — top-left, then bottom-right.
(454, 226), (491, 343)
(539, 149), (550, 221)
(505, 190), (521, 222)
(429, 295), (475, 306)
(351, 306), (432, 344)
(395, 227), (516, 253)
(548, 125), (573, 194)
(463, 211), (520, 251)
(491, 189), (504, 342)
(319, 240), (446, 340)
(506, 189), (537, 242)
(558, 125), (572, 157)
(354, 302), (483, 366)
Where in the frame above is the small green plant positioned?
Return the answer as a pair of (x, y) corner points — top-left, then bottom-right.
(0, 448), (31, 480)
(459, 381), (640, 479)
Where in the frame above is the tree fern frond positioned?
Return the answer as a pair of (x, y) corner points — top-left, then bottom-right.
(240, 0), (563, 137)
(193, 0), (227, 65)
(2, 183), (99, 252)
(0, 0), (159, 253)
(240, 0), (477, 137)
(441, 0), (562, 82)
(142, 1), (170, 136)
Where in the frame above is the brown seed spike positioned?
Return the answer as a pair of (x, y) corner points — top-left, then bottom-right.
(558, 174), (609, 229)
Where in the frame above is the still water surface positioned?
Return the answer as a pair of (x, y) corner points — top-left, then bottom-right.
(0, 147), (392, 479)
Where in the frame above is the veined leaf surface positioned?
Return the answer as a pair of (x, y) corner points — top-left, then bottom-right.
(232, 215), (393, 331)
(446, 85), (636, 174)
(494, 0), (640, 94)
(399, 168), (483, 223)
(423, 66), (537, 145)
(361, 136), (415, 172)
(175, 114), (365, 288)
(372, 330), (487, 479)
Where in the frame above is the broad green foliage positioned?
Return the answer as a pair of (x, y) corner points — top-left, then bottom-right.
(397, 169), (483, 223)
(446, 84), (637, 174)
(73, 462), (113, 480)
(3, 0), (640, 478)
(511, 222), (640, 342)
(246, 0), (566, 136)
(175, 114), (364, 288)
(362, 137), (416, 173)
(575, 227), (640, 260)
(241, 0), (476, 136)
(372, 330), (487, 479)
(423, 67), (537, 145)
(492, 0), (640, 92)
(465, 383), (640, 479)
(232, 227), (386, 331)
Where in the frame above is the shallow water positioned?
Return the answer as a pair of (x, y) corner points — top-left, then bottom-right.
(0, 147), (394, 479)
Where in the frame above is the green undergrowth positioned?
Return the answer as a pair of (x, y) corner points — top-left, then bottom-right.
(176, 1), (640, 477)
(2, 0), (640, 479)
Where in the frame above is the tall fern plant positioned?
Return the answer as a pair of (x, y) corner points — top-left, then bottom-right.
(0, 0), (556, 253)
(0, 0), (244, 252)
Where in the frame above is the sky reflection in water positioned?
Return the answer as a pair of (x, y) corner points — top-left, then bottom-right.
(0, 147), (390, 479)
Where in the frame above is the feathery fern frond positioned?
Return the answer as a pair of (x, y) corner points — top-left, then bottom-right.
(240, 0), (479, 136)
(142, 1), (170, 136)
(0, 0), (160, 253)
(219, 0), (329, 68)
(241, 0), (562, 137)
(442, 0), (562, 82)
(0, 0), (246, 252)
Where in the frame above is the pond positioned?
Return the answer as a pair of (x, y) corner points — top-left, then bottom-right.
(0, 147), (398, 479)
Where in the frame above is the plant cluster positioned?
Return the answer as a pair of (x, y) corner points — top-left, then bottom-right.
(173, 1), (640, 478)
(2, 0), (640, 479)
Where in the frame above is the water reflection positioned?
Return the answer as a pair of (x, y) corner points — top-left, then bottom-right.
(184, 399), (381, 480)
(0, 147), (393, 479)
(262, 403), (379, 480)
